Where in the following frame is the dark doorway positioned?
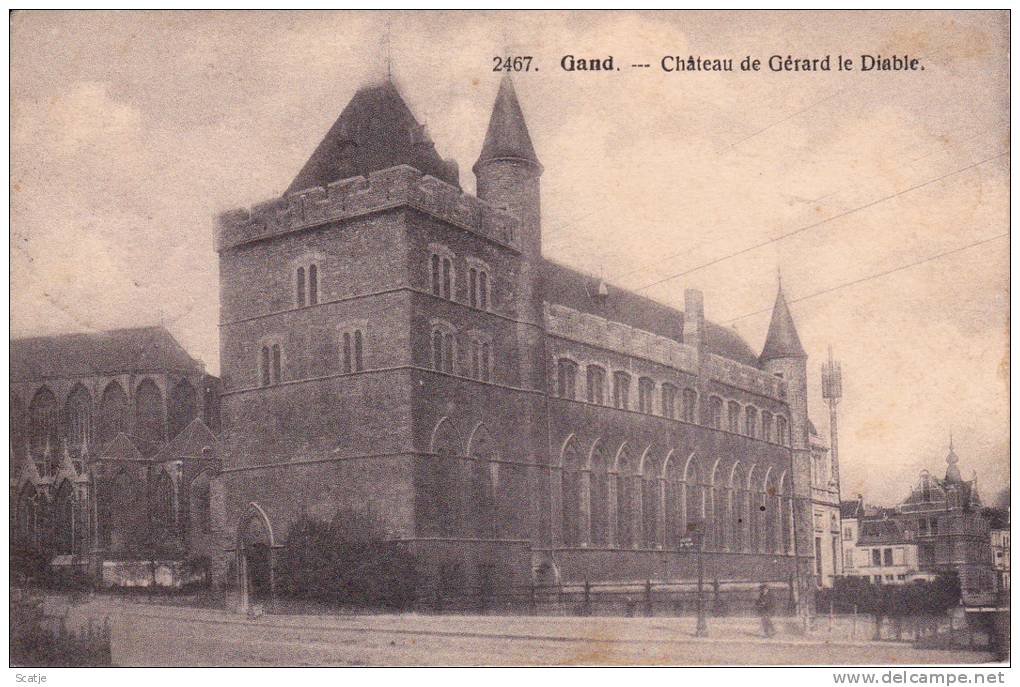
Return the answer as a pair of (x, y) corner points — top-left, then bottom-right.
(245, 542), (272, 601)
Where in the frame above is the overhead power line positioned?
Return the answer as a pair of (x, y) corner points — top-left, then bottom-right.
(632, 150), (1007, 294)
(723, 232), (1008, 325)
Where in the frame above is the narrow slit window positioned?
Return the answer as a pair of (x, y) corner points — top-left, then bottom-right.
(343, 332), (352, 373)
(354, 330), (363, 371)
(442, 258), (452, 300)
(432, 330), (443, 370)
(479, 272), (488, 309)
(431, 254), (441, 296)
(469, 269), (478, 308)
(296, 267), (306, 307)
(481, 343), (490, 382)
(272, 344), (282, 383)
(443, 333), (454, 374)
(308, 264), (318, 305)
(261, 346), (271, 387)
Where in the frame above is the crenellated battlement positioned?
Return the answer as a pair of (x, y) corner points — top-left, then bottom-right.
(544, 303), (787, 401)
(216, 165), (521, 252)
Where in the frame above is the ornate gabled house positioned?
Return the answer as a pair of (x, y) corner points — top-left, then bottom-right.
(10, 326), (222, 586)
(214, 75), (835, 611)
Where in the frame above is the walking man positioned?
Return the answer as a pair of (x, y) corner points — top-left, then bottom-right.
(756, 583), (776, 638)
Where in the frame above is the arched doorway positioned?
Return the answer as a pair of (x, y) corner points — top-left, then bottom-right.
(237, 505), (274, 612)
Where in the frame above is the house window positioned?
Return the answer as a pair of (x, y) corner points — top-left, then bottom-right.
(661, 383), (677, 419)
(587, 366), (606, 405)
(612, 371), (630, 409)
(762, 410), (773, 442)
(872, 549), (881, 567)
(296, 263), (319, 307)
(468, 267), (490, 309)
(776, 416), (789, 445)
(682, 388), (698, 423)
(745, 407), (758, 438)
(844, 527), (853, 541)
(727, 401), (741, 433)
(557, 359), (578, 399)
(708, 396), (723, 429)
(638, 377), (655, 414)
(431, 326), (455, 374)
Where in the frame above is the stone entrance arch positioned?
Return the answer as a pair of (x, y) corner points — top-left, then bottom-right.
(236, 504), (275, 612)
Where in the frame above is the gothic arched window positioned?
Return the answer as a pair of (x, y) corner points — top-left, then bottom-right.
(557, 359), (578, 399)
(64, 384), (92, 454)
(99, 381), (128, 447)
(135, 379), (165, 445)
(590, 443), (610, 546)
(169, 379), (197, 439)
(29, 386), (58, 459)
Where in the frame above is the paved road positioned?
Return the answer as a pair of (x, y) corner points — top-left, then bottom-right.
(79, 602), (995, 666)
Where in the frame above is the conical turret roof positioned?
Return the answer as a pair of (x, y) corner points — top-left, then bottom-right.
(760, 287), (807, 362)
(288, 81), (459, 194)
(473, 75), (540, 173)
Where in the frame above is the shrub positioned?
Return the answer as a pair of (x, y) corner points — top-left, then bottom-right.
(276, 509), (422, 610)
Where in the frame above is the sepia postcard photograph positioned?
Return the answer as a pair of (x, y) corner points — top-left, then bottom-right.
(7, 9), (1012, 673)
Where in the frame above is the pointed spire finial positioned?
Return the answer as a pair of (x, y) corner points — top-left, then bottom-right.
(384, 19), (393, 81)
(949, 428), (954, 451)
(777, 265), (783, 292)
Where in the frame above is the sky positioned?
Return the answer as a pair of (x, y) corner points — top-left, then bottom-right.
(10, 11), (1009, 506)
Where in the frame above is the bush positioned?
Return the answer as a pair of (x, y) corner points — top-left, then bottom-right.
(818, 573), (961, 618)
(9, 592), (111, 667)
(276, 509), (422, 610)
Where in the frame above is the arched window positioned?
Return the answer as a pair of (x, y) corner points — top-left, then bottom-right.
(17, 483), (38, 546)
(616, 448), (636, 549)
(442, 257), (452, 300)
(99, 381), (128, 447)
(152, 471), (175, 534)
(134, 379), (165, 445)
(612, 371), (630, 410)
(260, 346), (271, 386)
(765, 471), (780, 553)
(762, 411), (774, 443)
(642, 454), (662, 548)
(661, 383), (677, 419)
(29, 386), (58, 459)
(781, 473), (793, 554)
(709, 461), (724, 550)
(561, 439), (583, 546)
(745, 407), (759, 438)
(64, 384), (92, 454)
(469, 426), (496, 539)
(664, 456), (683, 548)
(685, 460), (705, 540)
(54, 480), (74, 555)
(272, 345), (282, 383)
(308, 263), (318, 305)
(586, 366), (606, 405)
(343, 333), (352, 373)
(169, 379), (197, 439)
(682, 388), (698, 423)
(776, 415), (789, 446)
(590, 443), (610, 546)
(638, 378), (655, 414)
(296, 266), (306, 307)
(728, 401), (741, 433)
(190, 471), (212, 535)
(432, 329), (444, 371)
(10, 392), (26, 460)
(469, 268), (478, 307)
(557, 359), (578, 399)
(431, 254), (441, 295)
(747, 469), (762, 553)
(354, 330), (363, 371)
(731, 463), (747, 552)
(479, 271), (488, 309)
(708, 396), (723, 429)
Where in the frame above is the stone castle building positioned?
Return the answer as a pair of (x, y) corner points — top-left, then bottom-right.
(214, 75), (834, 608)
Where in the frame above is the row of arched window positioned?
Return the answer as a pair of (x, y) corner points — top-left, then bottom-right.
(11, 379), (198, 460)
(559, 437), (795, 555)
(430, 323), (492, 382)
(555, 359), (790, 446)
(15, 469), (213, 555)
(257, 329), (368, 387)
(429, 247), (491, 311)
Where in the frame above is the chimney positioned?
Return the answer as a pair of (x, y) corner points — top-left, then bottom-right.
(683, 288), (705, 352)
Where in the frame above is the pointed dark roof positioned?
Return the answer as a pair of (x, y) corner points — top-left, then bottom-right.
(287, 81), (459, 194)
(759, 288), (807, 362)
(11, 326), (205, 382)
(473, 75), (540, 172)
(152, 418), (218, 464)
(541, 260), (760, 367)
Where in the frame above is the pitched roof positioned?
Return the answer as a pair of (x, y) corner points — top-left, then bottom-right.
(151, 418), (218, 464)
(474, 75), (540, 172)
(541, 260), (760, 367)
(97, 433), (146, 462)
(287, 81), (459, 194)
(759, 288), (807, 362)
(840, 499), (863, 519)
(10, 326), (205, 382)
